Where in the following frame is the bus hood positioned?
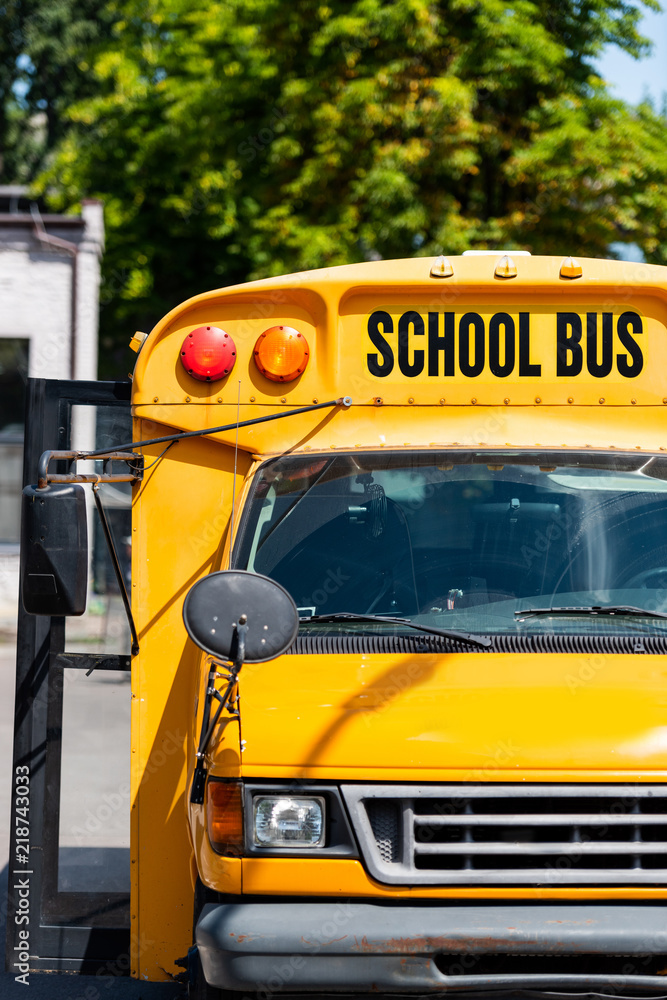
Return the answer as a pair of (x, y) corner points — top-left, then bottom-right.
(238, 651), (667, 779)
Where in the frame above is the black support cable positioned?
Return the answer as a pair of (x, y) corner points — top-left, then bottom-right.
(86, 396), (352, 457)
(36, 397), (352, 487)
(92, 484), (140, 656)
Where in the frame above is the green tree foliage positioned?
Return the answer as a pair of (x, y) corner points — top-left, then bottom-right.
(13, 0), (667, 372)
(0, 0), (117, 180)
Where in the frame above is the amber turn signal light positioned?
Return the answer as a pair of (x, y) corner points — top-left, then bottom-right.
(253, 326), (309, 382)
(206, 780), (244, 855)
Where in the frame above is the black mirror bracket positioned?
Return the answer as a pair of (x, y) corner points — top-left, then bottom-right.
(32, 449), (143, 653)
(190, 617), (248, 805)
(37, 448), (144, 489)
(182, 570), (298, 805)
(22, 450), (145, 621)
(91, 482), (140, 657)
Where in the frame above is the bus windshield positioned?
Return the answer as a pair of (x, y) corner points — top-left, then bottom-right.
(234, 451), (667, 637)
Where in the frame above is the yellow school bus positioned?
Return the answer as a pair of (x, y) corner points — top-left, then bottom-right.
(11, 251), (667, 995)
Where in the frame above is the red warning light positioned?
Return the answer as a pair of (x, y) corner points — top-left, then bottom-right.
(180, 326), (236, 382)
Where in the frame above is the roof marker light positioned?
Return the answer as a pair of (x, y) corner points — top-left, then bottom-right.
(254, 326), (309, 383)
(560, 256), (583, 279)
(495, 254), (518, 279)
(430, 255), (454, 278)
(180, 326), (236, 382)
(129, 331), (148, 354)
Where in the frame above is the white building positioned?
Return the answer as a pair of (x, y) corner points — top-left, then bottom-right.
(0, 185), (104, 620)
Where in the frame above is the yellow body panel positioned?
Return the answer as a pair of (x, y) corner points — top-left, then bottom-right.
(129, 254), (667, 980)
(240, 858), (667, 899)
(130, 425), (250, 978)
(239, 653), (667, 776)
(131, 254), (667, 411)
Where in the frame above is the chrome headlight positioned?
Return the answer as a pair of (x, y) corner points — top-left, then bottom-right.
(253, 795), (325, 847)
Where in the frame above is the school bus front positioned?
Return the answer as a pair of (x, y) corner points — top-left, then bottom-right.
(129, 254), (667, 995)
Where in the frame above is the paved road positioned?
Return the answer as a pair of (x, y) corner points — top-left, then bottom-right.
(0, 640), (184, 998)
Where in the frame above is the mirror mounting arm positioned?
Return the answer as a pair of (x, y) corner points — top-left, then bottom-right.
(37, 449), (144, 490)
(190, 620), (248, 805)
(183, 571), (298, 805)
(92, 482), (140, 657)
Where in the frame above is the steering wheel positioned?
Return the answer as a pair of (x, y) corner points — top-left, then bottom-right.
(624, 567), (667, 590)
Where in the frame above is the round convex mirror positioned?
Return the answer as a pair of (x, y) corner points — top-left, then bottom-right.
(182, 570), (298, 662)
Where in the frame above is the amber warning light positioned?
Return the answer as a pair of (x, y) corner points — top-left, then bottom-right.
(180, 325), (236, 382)
(207, 780), (244, 855)
(254, 326), (309, 382)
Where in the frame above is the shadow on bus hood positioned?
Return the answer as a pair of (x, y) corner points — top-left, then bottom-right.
(237, 651), (667, 779)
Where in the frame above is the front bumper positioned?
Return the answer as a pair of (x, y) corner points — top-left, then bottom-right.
(196, 899), (667, 993)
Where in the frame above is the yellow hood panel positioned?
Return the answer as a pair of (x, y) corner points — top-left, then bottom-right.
(238, 652), (667, 777)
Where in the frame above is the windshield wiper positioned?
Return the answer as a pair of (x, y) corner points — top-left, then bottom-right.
(515, 605), (667, 621)
(299, 612), (492, 648)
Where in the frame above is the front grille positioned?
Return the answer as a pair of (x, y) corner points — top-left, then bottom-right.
(341, 784), (667, 885)
(366, 799), (401, 863)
